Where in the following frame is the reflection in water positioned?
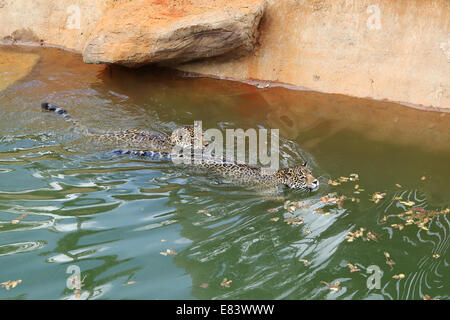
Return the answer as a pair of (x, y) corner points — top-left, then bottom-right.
(0, 46), (448, 299)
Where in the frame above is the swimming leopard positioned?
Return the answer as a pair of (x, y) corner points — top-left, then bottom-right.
(41, 102), (205, 153)
(41, 102), (319, 192)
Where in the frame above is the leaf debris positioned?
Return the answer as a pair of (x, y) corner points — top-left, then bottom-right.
(1, 279), (22, 290)
(160, 248), (177, 256)
(321, 281), (341, 292)
(346, 263), (360, 273)
(220, 278), (232, 288)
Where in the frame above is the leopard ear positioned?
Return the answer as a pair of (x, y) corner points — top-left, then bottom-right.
(303, 161), (308, 167)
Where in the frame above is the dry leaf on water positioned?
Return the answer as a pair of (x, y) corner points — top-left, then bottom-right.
(321, 281), (340, 292)
(1, 279), (22, 290)
(423, 295), (439, 300)
(284, 217), (304, 225)
(346, 263), (360, 273)
(328, 180), (340, 186)
(391, 224), (404, 231)
(371, 192), (386, 204)
(384, 252), (395, 265)
(11, 213), (26, 225)
(299, 259), (308, 265)
(160, 248), (177, 256)
(221, 278), (232, 288)
(198, 209), (211, 217)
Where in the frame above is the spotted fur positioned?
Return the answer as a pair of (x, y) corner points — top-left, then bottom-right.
(42, 103), (319, 192)
(190, 157), (319, 191)
(41, 102), (204, 153)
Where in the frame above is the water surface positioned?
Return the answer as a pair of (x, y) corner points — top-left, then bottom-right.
(0, 46), (449, 300)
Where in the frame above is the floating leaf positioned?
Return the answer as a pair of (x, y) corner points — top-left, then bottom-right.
(328, 180), (340, 186)
(267, 208), (279, 213)
(321, 281), (340, 292)
(160, 248), (177, 256)
(366, 230), (379, 241)
(432, 254), (440, 258)
(395, 184), (402, 188)
(220, 278), (232, 288)
(371, 192), (386, 204)
(1, 279), (22, 291)
(423, 295), (439, 300)
(270, 217), (280, 222)
(198, 209), (212, 217)
(391, 224), (404, 231)
(392, 274), (405, 279)
(199, 283), (209, 288)
(400, 201), (415, 206)
(420, 176), (426, 181)
(384, 252), (395, 265)
(284, 217), (304, 225)
(346, 263), (360, 273)
(74, 289), (82, 299)
(299, 258), (308, 265)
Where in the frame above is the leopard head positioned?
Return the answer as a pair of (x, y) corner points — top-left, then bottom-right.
(275, 162), (319, 191)
(169, 125), (208, 149)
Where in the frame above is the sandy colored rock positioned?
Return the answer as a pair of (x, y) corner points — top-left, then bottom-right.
(82, 0), (267, 67)
(0, 0), (449, 109)
(178, 0), (450, 110)
(0, 48), (39, 91)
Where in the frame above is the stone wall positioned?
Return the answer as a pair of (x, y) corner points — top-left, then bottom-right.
(0, 0), (449, 109)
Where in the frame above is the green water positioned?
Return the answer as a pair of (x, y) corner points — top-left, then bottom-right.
(0, 46), (449, 300)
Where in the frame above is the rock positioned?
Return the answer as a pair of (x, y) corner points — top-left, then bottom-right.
(82, 0), (267, 67)
(3, 28), (40, 43)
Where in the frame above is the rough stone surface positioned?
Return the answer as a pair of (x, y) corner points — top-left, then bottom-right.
(82, 0), (267, 67)
(0, 0), (449, 109)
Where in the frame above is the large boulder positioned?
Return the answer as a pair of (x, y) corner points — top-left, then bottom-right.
(83, 0), (267, 67)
